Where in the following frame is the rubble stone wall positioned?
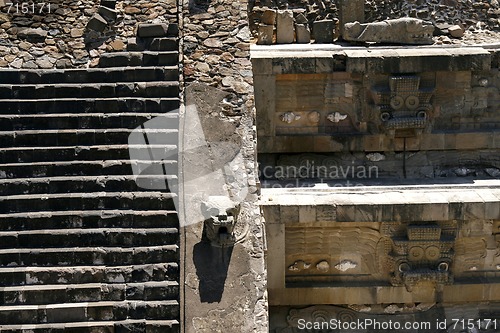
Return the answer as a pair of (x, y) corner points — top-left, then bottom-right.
(181, 0), (268, 332)
(249, 0), (500, 42)
(0, 0), (177, 69)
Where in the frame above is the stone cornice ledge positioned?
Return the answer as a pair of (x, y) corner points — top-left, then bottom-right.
(251, 45), (493, 74)
(260, 180), (500, 222)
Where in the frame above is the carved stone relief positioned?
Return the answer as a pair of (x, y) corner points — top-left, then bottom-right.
(378, 222), (458, 291)
(202, 196), (248, 247)
(471, 75), (500, 116)
(275, 74), (361, 136)
(371, 75), (435, 136)
(285, 227), (381, 284)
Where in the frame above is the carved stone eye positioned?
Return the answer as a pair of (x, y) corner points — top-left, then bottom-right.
(408, 246), (425, 261)
(425, 246), (440, 260)
(405, 95), (420, 110)
(380, 112), (391, 122)
(399, 262), (411, 272)
(438, 262), (449, 271)
(390, 96), (405, 110)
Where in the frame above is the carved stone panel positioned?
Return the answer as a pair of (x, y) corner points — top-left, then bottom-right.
(275, 74), (361, 136)
(388, 223), (456, 290)
(371, 74), (435, 137)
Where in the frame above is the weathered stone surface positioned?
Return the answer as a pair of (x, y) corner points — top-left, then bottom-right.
(17, 28), (47, 43)
(87, 14), (108, 32)
(98, 6), (117, 22)
(261, 9), (277, 25)
(257, 24), (274, 45)
(449, 25), (465, 38)
(313, 20), (334, 43)
(344, 18), (435, 44)
(137, 23), (169, 38)
(339, 0), (365, 37)
(295, 24), (310, 43)
(276, 10), (294, 44)
(100, 0), (116, 9)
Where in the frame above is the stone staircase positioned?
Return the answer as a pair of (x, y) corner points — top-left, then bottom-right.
(0, 32), (181, 332)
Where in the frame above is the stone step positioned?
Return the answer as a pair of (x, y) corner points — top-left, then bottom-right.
(0, 263), (179, 286)
(0, 281), (179, 305)
(0, 81), (179, 99)
(0, 228), (178, 249)
(0, 128), (178, 148)
(0, 144), (177, 164)
(149, 37), (179, 51)
(0, 210), (178, 231)
(0, 66), (179, 84)
(0, 98), (180, 115)
(0, 160), (178, 179)
(0, 300), (179, 325)
(0, 191), (176, 213)
(0, 175), (177, 195)
(128, 38), (178, 52)
(0, 112), (178, 131)
(0, 319), (179, 333)
(0, 245), (178, 267)
(99, 51), (179, 67)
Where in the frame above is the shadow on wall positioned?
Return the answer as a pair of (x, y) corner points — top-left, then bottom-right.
(193, 226), (233, 303)
(189, 0), (212, 13)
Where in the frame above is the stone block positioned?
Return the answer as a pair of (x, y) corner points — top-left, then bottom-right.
(98, 6), (117, 22)
(315, 58), (333, 73)
(335, 205), (356, 222)
(299, 205), (316, 223)
(257, 24), (274, 45)
(448, 25), (464, 38)
(339, 0), (364, 37)
(87, 14), (108, 32)
(280, 205), (299, 224)
(316, 205), (337, 222)
(137, 23), (169, 38)
(167, 23), (179, 37)
(313, 20), (334, 43)
(251, 59), (272, 75)
(261, 9), (276, 25)
(17, 28), (47, 43)
(344, 18), (434, 45)
(101, 0), (116, 9)
(262, 205), (281, 224)
(126, 38), (145, 51)
(149, 38), (178, 51)
(276, 10), (294, 44)
(295, 24), (310, 44)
